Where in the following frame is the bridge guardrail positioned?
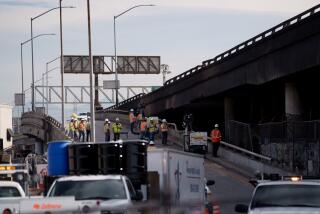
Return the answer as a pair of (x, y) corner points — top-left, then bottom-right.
(164, 4), (320, 87)
(103, 93), (146, 111)
(166, 121), (272, 162)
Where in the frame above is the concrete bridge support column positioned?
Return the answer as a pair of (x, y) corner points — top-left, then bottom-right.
(285, 82), (302, 171)
(285, 82), (302, 121)
(224, 97), (235, 142)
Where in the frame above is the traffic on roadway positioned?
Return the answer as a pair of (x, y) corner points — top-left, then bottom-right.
(1, 1), (320, 214)
(2, 108), (320, 213)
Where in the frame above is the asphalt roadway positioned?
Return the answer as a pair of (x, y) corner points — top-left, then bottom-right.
(95, 119), (253, 214)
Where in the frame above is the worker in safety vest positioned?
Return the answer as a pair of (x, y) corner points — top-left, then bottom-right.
(160, 119), (169, 145)
(73, 118), (79, 140)
(69, 119), (75, 138)
(211, 124), (222, 157)
(112, 117), (122, 141)
(104, 118), (111, 142)
(140, 117), (147, 140)
(86, 117), (91, 142)
(78, 119), (86, 142)
(129, 109), (136, 134)
(147, 118), (157, 145)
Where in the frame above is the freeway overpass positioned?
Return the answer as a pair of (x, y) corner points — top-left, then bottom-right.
(103, 4), (320, 176)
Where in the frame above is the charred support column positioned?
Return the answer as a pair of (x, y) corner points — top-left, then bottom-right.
(285, 82), (302, 121)
(285, 82), (302, 172)
(224, 97), (235, 142)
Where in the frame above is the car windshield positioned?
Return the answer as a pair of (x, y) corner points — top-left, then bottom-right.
(49, 179), (127, 200)
(251, 184), (320, 208)
(0, 187), (21, 198)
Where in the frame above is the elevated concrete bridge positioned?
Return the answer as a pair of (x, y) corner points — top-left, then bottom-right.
(14, 112), (70, 154)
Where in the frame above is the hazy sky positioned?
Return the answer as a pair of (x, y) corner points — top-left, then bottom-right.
(0, 0), (318, 119)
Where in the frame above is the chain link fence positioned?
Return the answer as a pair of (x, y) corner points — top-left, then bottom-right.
(227, 120), (320, 175)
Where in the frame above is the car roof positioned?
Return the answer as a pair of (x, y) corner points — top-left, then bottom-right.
(0, 181), (22, 187)
(56, 175), (123, 182)
(257, 180), (320, 187)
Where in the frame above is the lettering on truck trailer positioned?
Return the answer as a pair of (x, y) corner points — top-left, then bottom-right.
(33, 203), (62, 210)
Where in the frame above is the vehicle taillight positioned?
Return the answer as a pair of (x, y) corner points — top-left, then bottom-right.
(3, 209), (12, 214)
(205, 207), (210, 214)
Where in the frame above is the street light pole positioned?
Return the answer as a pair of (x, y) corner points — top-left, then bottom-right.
(113, 17), (119, 105)
(45, 56), (60, 115)
(20, 44), (25, 113)
(113, 4), (155, 106)
(60, 0), (65, 131)
(87, 0), (95, 142)
(30, 5), (74, 116)
(21, 33), (55, 114)
(30, 19), (35, 111)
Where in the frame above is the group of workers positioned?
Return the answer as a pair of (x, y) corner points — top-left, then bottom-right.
(68, 109), (222, 157)
(103, 117), (123, 141)
(130, 109), (169, 145)
(103, 109), (169, 145)
(68, 116), (91, 142)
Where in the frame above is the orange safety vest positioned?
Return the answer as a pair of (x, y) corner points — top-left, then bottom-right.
(129, 113), (135, 123)
(79, 122), (85, 131)
(211, 129), (221, 143)
(160, 123), (168, 132)
(140, 121), (147, 131)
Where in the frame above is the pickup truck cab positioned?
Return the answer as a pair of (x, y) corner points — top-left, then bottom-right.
(0, 181), (26, 213)
(0, 181), (25, 199)
(235, 178), (320, 214)
(47, 175), (142, 213)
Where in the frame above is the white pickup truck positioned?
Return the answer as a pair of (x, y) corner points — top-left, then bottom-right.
(47, 175), (142, 213)
(0, 181), (26, 213)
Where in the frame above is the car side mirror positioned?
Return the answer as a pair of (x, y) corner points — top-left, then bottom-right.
(131, 190), (143, 201)
(235, 204), (248, 213)
(206, 180), (215, 186)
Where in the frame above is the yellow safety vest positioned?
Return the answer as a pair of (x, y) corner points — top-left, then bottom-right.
(149, 123), (157, 133)
(86, 122), (91, 130)
(69, 122), (75, 131)
(112, 123), (122, 134)
(104, 123), (110, 133)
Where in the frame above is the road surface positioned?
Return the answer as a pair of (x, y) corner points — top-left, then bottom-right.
(95, 117), (253, 213)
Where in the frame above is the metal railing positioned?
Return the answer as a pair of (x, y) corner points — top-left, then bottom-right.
(104, 93), (146, 110)
(166, 121), (272, 162)
(219, 140), (272, 162)
(163, 4), (320, 87)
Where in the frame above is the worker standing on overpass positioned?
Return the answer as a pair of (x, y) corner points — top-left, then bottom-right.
(78, 119), (86, 142)
(104, 118), (111, 141)
(160, 119), (169, 145)
(148, 118), (157, 145)
(211, 124), (222, 157)
(86, 117), (91, 142)
(112, 118), (122, 141)
(129, 109), (136, 134)
(140, 117), (147, 140)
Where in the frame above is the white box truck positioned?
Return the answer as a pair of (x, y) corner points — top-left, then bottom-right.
(0, 104), (13, 150)
(148, 148), (205, 213)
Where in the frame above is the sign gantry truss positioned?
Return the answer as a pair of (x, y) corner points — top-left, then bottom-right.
(35, 86), (156, 104)
(63, 55), (161, 74)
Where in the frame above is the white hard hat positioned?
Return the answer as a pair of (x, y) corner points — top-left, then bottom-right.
(215, 124), (219, 128)
(162, 119), (167, 123)
(116, 117), (119, 121)
(105, 118), (109, 122)
(130, 109), (134, 112)
(149, 141), (154, 145)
